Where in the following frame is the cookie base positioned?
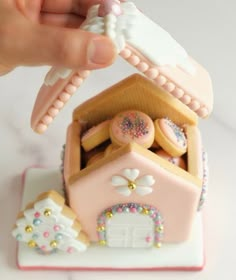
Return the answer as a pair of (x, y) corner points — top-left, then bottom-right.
(17, 168), (204, 271)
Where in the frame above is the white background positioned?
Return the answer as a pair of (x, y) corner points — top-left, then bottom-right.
(0, 0), (235, 279)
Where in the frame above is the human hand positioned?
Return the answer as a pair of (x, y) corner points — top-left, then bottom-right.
(0, 0), (117, 76)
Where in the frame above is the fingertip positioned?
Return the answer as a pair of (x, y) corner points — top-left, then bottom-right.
(86, 35), (117, 69)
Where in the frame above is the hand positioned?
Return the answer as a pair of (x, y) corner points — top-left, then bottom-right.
(0, 0), (117, 76)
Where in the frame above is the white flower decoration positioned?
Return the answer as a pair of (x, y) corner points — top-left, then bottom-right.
(111, 169), (155, 196)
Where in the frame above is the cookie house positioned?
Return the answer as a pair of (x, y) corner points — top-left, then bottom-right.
(63, 74), (206, 247)
(12, 0), (212, 271)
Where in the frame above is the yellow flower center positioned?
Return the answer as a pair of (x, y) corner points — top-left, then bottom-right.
(128, 181), (136, 191)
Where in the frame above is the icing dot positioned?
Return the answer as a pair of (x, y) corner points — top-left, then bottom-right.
(16, 234), (22, 241)
(189, 100), (201, 111)
(50, 240), (58, 248)
(71, 75), (83, 87)
(28, 240), (37, 248)
(142, 208), (149, 215)
(128, 55), (140, 66)
(156, 225), (164, 232)
(180, 94), (191, 105)
(123, 207), (130, 213)
(43, 231), (50, 238)
(117, 207), (123, 213)
(97, 225), (105, 232)
(34, 212), (40, 218)
(44, 208), (52, 217)
(25, 225), (33, 233)
(33, 218), (42, 226)
(48, 107), (59, 117)
(163, 82), (175, 92)
(172, 88), (184, 98)
(155, 75), (167, 86)
(146, 236), (152, 243)
(53, 100), (64, 109)
(67, 247), (74, 254)
(120, 48), (131, 59)
(130, 207), (137, 213)
(65, 84), (77, 95)
(99, 240), (106, 246)
(145, 68), (159, 79)
(36, 123), (47, 134)
(197, 107), (208, 118)
(55, 233), (63, 240)
(42, 115), (53, 125)
(53, 225), (61, 232)
(78, 70), (90, 79)
(60, 92), (71, 102)
(137, 62), (149, 72)
(156, 242), (162, 248)
(106, 211), (113, 218)
(138, 206), (143, 213)
(41, 245), (46, 251)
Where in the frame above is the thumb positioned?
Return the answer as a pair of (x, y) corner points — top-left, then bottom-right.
(15, 23), (117, 70)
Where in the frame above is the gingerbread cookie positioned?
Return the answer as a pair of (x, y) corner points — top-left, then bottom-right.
(154, 118), (187, 157)
(104, 144), (119, 157)
(86, 152), (105, 167)
(12, 190), (89, 254)
(110, 110), (155, 148)
(81, 120), (111, 151)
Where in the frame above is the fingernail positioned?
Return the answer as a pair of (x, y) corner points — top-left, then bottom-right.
(88, 37), (116, 66)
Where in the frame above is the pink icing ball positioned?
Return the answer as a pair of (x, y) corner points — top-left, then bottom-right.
(67, 247), (74, 254)
(98, 0), (123, 17)
(53, 225), (60, 232)
(145, 236), (152, 243)
(117, 207), (123, 213)
(43, 231), (50, 238)
(34, 212), (40, 218)
(130, 207), (137, 213)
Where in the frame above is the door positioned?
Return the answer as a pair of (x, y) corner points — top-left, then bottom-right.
(106, 212), (154, 248)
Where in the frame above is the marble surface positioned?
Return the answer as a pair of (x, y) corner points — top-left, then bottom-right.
(0, 0), (235, 279)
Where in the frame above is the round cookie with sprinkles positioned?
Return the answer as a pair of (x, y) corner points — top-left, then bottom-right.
(110, 110), (155, 148)
(154, 118), (187, 157)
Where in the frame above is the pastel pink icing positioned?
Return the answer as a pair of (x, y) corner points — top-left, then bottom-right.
(158, 118), (187, 149)
(68, 150), (201, 243)
(110, 110), (155, 147)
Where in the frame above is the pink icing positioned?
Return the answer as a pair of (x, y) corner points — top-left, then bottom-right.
(110, 110), (155, 148)
(124, 45), (213, 117)
(68, 151), (201, 243)
(158, 118), (187, 149)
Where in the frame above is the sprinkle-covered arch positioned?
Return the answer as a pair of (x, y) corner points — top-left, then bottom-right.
(97, 203), (164, 248)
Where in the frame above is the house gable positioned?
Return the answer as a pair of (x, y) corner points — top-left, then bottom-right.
(72, 74), (198, 128)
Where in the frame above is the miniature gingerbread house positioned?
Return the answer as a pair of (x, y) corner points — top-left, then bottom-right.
(12, 0), (212, 270)
(62, 74), (206, 248)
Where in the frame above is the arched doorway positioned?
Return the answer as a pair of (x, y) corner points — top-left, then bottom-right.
(97, 203), (164, 248)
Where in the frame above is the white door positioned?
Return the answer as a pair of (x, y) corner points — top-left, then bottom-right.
(106, 213), (154, 248)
